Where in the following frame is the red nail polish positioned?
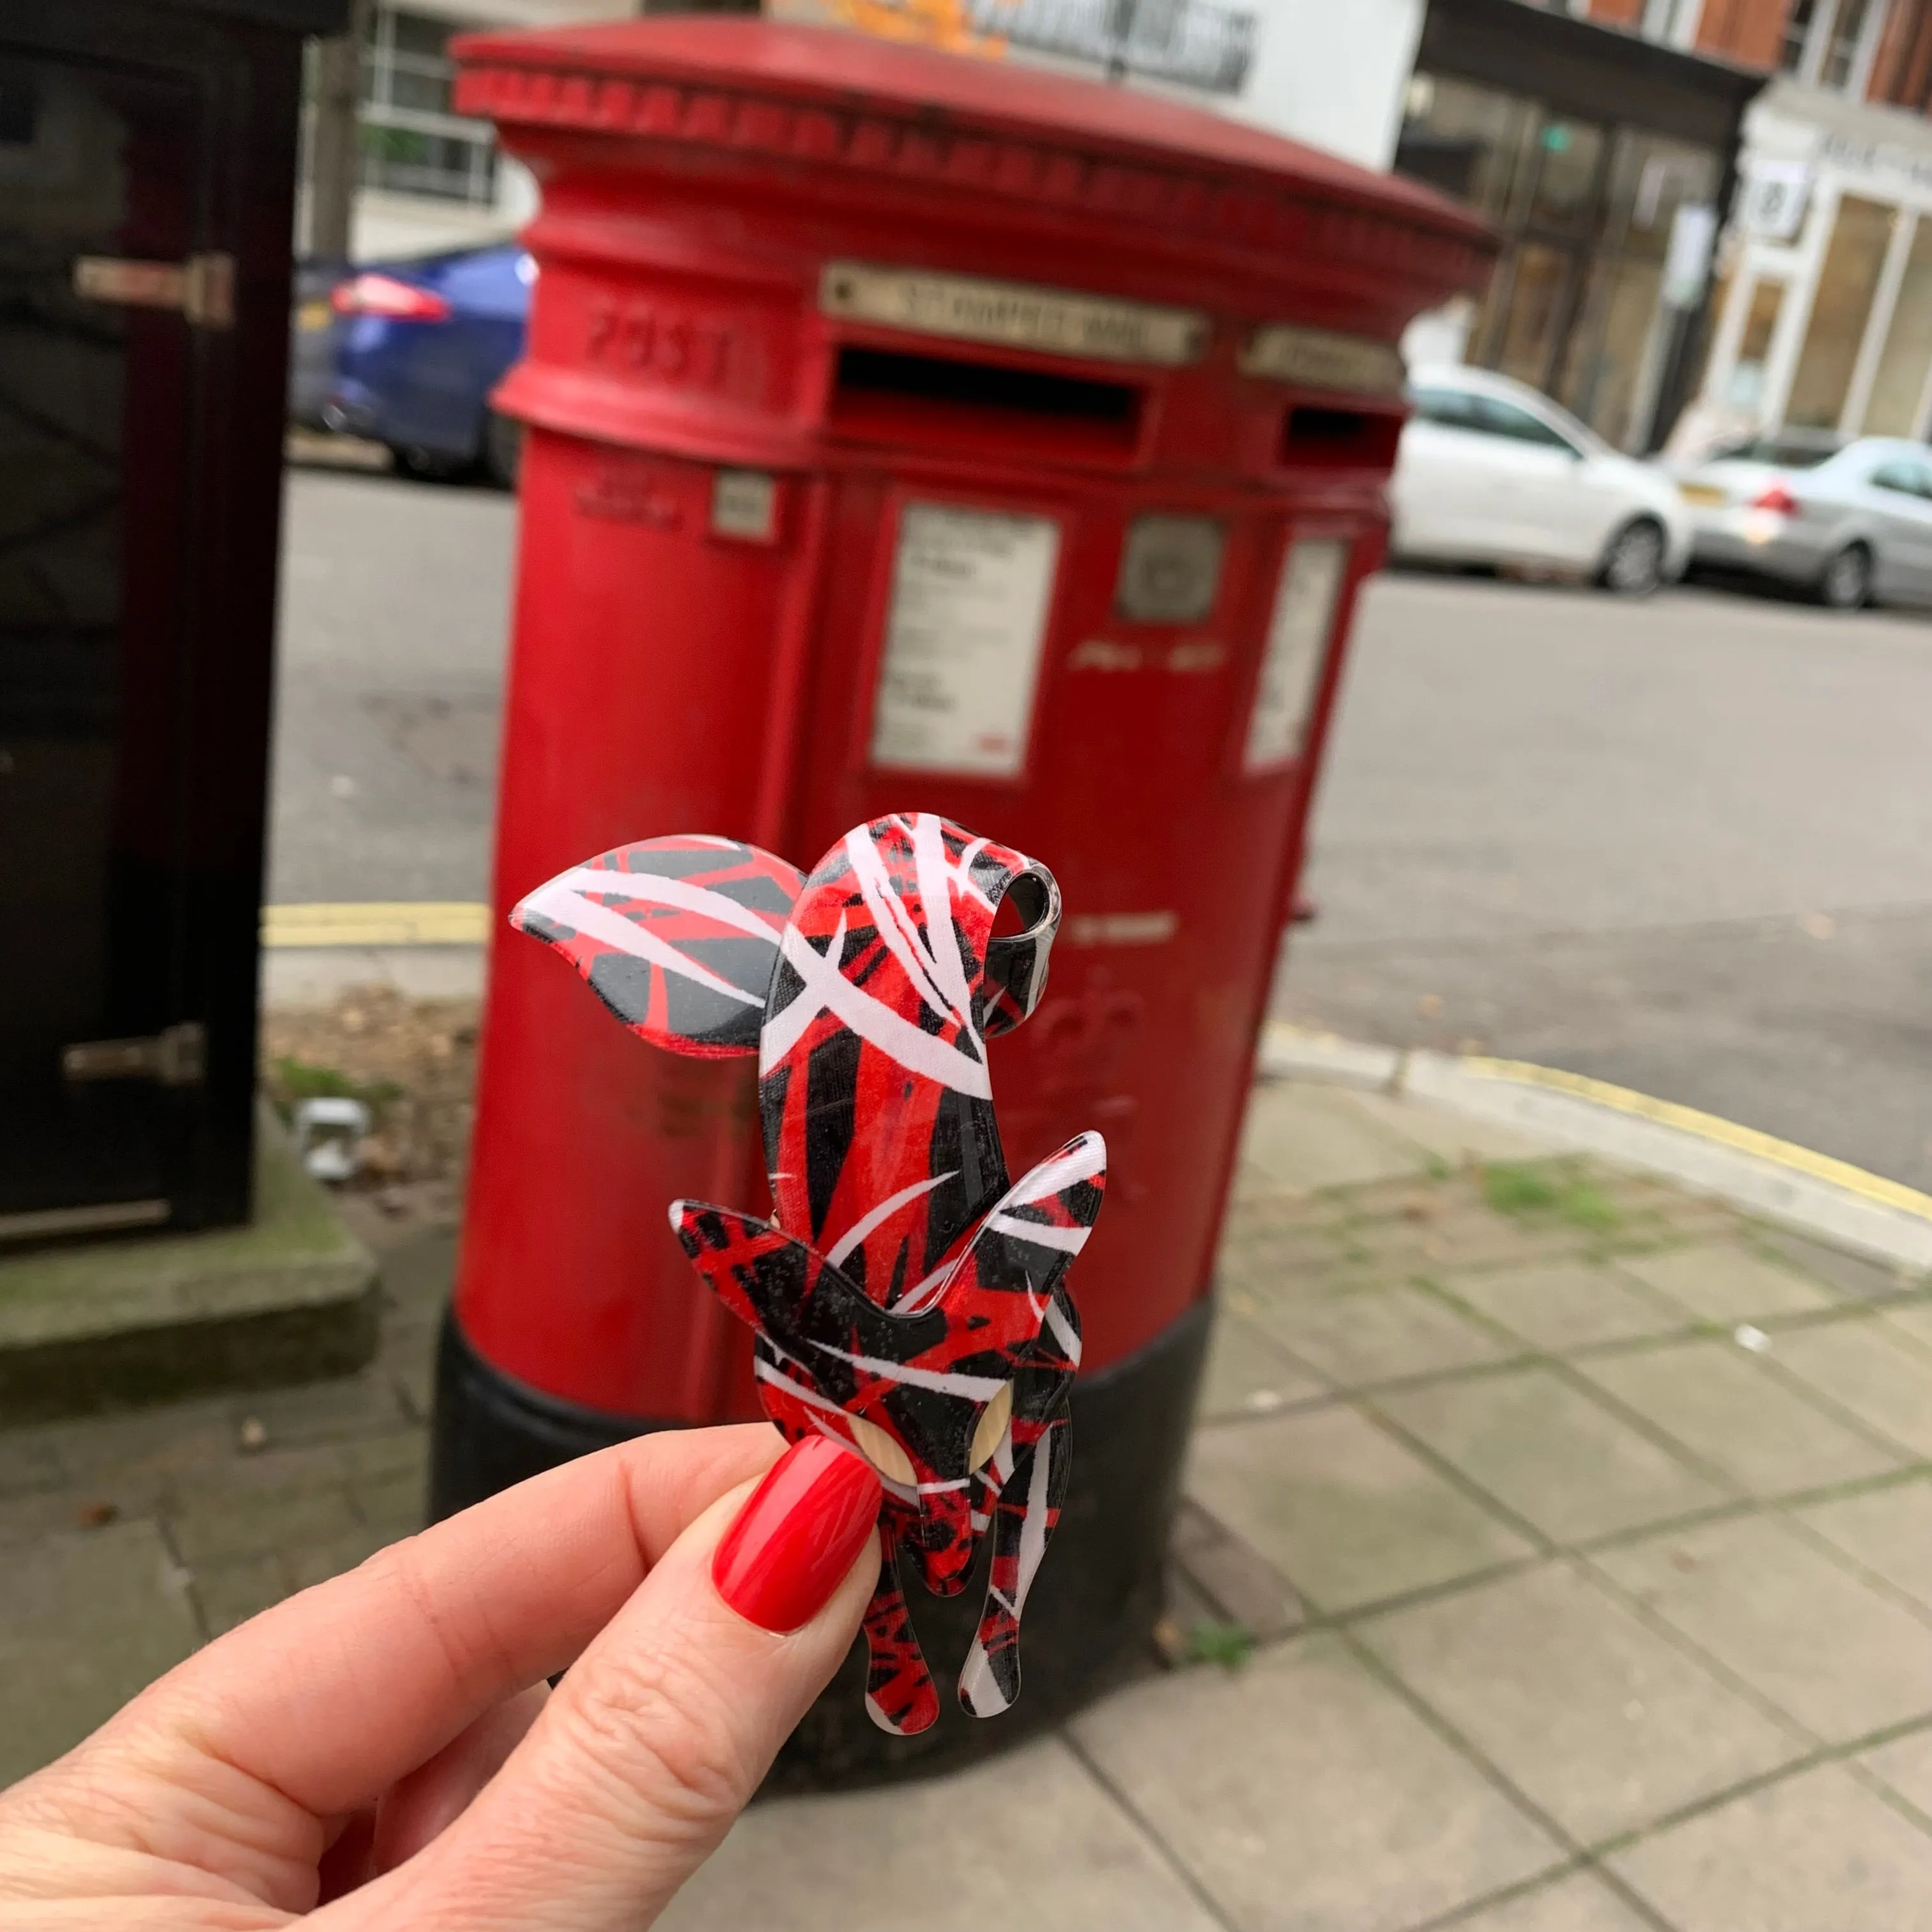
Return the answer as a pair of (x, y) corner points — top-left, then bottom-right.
(713, 1435), (882, 1634)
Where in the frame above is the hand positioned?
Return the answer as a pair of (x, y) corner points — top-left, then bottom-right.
(0, 1426), (882, 1928)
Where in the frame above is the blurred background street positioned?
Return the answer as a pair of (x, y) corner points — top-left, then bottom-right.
(275, 458), (1932, 1190)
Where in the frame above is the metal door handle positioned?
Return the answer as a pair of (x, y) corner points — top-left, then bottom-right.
(62, 1021), (206, 1087)
(72, 252), (234, 329)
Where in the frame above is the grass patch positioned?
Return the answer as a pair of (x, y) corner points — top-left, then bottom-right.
(1187, 1620), (1255, 1669)
(268, 1055), (404, 1123)
(1482, 1160), (1620, 1232)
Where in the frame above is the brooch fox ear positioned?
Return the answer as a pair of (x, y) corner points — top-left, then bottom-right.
(512, 835), (802, 1056)
(977, 858), (1060, 1041)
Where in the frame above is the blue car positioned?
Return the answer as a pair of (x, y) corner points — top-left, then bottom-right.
(290, 242), (532, 486)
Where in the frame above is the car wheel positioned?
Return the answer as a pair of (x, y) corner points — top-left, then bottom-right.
(483, 410), (523, 490)
(390, 443), (463, 482)
(1598, 518), (1666, 597)
(1816, 542), (1873, 611)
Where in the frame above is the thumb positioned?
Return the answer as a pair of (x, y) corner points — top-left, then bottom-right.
(365, 1434), (882, 1931)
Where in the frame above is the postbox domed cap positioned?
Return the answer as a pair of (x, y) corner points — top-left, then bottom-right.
(452, 17), (1491, 289)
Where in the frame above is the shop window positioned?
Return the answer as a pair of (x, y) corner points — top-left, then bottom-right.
(1557, 131), (1718, 447)
(359, 7), (497, 206)
(1726, 278), (1788, 415)
(1787, 195), (1895, 427)
(1489, 243), (1578, 391)
(1641, 0), (1705, 47)
(1821, 0), (1878, 87)
(1862, 215), (1932, 434)
(1393, 73), (1538, 227)
(1781, 0), (1884, 89)
(1781, 0), (1822, 70)
(1527, 118), (1606, 236)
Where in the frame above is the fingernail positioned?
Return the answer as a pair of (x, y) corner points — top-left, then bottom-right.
(713, 1435), (882, 1634)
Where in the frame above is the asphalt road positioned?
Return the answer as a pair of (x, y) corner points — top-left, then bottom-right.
(272, 464), (1932, 1190)
(272, 464), (514, 907)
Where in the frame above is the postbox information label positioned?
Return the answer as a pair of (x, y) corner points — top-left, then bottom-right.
(870, 503), (1060, 779)
(1244, 537), (1347, 774)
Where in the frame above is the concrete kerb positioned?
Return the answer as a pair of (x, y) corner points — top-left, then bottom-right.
(1259, 1021), (1932, 1278)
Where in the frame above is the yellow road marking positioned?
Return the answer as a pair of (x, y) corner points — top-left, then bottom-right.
(263, 902), (491, 948)
(1463, 1055), (1932, 1222)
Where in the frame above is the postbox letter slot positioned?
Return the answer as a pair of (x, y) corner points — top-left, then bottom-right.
(831, 346), (1142, 460)
(1280, 405), (1401, 471)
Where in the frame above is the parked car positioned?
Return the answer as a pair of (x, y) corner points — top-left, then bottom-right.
(289, 242), (532, 485)
(1672, 431), (1932, 610)
(1392, 365), (1692, 596)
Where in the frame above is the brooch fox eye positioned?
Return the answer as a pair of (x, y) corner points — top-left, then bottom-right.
(970, 1384), (1013, 1471)
(846, 1413), (916, 1485)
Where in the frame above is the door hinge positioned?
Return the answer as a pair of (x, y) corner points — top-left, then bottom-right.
(72, 252), (234, 329)
(63, 1021), (206, 1088)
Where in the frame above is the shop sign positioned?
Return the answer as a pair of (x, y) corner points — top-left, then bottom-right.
(1817, 130), (1932, 197)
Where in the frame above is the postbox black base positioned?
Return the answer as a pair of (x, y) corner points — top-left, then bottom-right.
(429, 1297), (1211, 1790)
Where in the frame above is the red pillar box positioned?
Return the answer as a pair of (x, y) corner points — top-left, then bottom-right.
(434, 17), (1494, 1781)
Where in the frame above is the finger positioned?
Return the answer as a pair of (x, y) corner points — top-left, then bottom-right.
(364, 1435), (881, 1932)
(116, 1423), (778, 1820)
(371, 1683), (549, 1874)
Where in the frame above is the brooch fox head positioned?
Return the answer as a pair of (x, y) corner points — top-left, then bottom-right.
(514, 811), (1104, 1734)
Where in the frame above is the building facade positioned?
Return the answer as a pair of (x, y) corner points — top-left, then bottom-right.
(1550, 0), (1932, 443)
(300, 0), (631, 263)
(1393, 0), (1761, 450)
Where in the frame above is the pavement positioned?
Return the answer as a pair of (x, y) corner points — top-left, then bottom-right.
(9, 1066), (1932, 1929)
(269, 463), (1932, 1192)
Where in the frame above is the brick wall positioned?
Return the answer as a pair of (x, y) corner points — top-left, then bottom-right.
(1869, 0), (1932, 102)
(1692, 0), (1793, 68)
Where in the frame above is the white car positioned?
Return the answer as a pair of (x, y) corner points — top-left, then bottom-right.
(1391, 365), (1692, 595)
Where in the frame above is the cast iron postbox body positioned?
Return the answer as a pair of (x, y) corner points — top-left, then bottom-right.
(436, 17), (1494, 1781)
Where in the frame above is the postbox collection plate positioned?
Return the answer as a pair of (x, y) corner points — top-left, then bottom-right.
(820, 262), (1209, 367)
(869, 504), (1060, 779)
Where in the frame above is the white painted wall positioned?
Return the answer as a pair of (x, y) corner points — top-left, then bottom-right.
(1222, 0), (1425, 169)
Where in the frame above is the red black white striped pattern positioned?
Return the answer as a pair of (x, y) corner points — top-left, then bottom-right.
(519, 815), (1098, 1735)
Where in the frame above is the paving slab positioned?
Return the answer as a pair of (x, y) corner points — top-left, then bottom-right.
(1615, 1242), (1836, 1324)
(0, 1522), (200, 1786)
(167, 1480), (364, 1568)
(1245, 1282), (1518, 1390)
(1195, 1307), (1328, 1422)
(1885, 1298), (1932, 1357)
(1449, 1873), (1656, 1931)
(1767, 1317), (1932, 1459)
(1609, 1763), (1932, 1931)
(658, 1735), (1220, 1932)
(1793, 1475), (1932, 1612)
(1440, 1261), (1690, 1353)
(1344, 1087), (1552, 1165)
(1185, 1403), (1533, 1614)
(1593, 1514), (1932, 1744)
(1360, 1561), (1802, 1845)
(1379, 1365), (1724, 1544)
(1236, 1084), (1431, 1195)
(1860, 1728), (1932, 1820)
(1070, 1633), (1561, 1932)
(1577, 1339), (1900, 1499)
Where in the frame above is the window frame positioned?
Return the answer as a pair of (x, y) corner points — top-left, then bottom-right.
(358, 6), (499, 208)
